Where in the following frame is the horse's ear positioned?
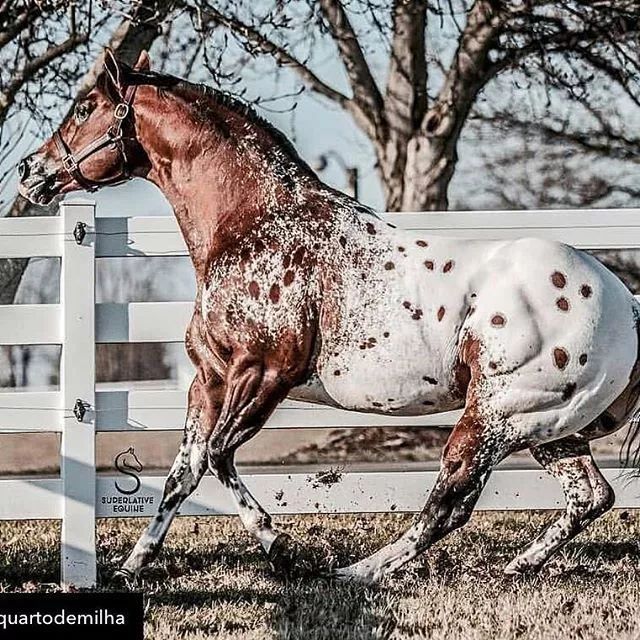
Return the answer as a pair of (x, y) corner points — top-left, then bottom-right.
(133, 50), (151, 72)
(101, 47), (125, 102)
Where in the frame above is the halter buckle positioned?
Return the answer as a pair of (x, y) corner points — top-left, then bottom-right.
(114, 103), (129, 120)
(62, 154), (78, 173)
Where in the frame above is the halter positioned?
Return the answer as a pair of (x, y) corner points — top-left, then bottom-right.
(53, 84), (138, 192)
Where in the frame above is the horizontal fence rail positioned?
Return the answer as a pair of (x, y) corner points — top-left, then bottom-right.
(1, 203), (640, 586)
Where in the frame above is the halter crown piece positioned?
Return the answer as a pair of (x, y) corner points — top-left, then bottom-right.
(53, 83), (137, 192)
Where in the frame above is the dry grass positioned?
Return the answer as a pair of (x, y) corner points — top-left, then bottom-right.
(0, 511), (639, 639)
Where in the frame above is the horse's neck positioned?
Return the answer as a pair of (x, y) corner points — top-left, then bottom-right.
(135, 88), (315, 280)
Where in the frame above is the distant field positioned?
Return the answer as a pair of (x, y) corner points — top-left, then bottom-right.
(0, 511), (639, 639)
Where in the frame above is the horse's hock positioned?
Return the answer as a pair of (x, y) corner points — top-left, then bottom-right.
(1, 202), (640, 586)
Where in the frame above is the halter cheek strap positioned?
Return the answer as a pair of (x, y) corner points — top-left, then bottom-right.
(53, 84), (138, 192)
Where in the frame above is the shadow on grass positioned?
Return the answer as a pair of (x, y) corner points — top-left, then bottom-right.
(96, 520), (388, 640)
(574, 539), (640, 563)
(0, 530), (60, 588)
(271, 578), (384, 640)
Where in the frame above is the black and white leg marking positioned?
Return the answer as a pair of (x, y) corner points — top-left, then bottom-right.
(334, 408), (513, 583)
(504, 437), (614, 575)
(213, 456), (280, 553)
(118, 408), (208, 579)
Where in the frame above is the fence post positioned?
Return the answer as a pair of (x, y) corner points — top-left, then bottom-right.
(60, 201), (96, 588)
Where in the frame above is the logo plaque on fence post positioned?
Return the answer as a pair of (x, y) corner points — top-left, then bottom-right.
(100, 447), (156, 516)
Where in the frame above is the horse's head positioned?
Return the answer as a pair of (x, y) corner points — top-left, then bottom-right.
(123, 446), (143, 473)
(17, 49), (152, 205)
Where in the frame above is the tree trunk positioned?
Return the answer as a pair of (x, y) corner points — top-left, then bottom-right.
(378, 0), (504, 212)
(403, 134), (457, 211)
(377, 131), (456, 212)
(379, 0), (428, 211)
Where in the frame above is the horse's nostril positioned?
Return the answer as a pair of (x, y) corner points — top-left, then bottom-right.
(17, 159), (29, 181)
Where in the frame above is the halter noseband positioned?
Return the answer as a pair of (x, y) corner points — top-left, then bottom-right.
(53, 84), (138, 193)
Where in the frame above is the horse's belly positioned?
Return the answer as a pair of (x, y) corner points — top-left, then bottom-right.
(311, 337), (463, 415)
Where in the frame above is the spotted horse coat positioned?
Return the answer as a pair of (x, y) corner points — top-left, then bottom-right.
(17, 50), (640, 584)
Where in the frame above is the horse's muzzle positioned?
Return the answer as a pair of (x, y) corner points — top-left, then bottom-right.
(17, 154), (61, 206)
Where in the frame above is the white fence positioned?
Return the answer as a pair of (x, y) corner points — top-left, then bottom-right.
(1, 202), (640, 587)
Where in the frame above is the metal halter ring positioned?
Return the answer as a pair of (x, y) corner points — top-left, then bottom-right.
(62, 155), (78, 172)
(114, 103), (129, 120)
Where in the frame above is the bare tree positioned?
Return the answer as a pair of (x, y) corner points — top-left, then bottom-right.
(169, 0), (640, 212)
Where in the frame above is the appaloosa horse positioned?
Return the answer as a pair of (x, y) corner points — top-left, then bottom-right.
(18, 50), (640, 583)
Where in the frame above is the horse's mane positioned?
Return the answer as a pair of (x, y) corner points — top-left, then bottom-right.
(127, 69), (316, 178)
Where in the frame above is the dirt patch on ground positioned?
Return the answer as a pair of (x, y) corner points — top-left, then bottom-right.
(281, 427), (449, 465)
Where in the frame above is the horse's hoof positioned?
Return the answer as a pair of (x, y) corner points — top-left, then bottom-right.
(267, 533), (297, 576)
(503, 558), (539, 576)
(113, 567), (138, 586)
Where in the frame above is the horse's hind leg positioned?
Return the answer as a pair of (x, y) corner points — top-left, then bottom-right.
(117, 377), (216, 579)
(335, 407), (519, 583)
(504, 436), (614, 575)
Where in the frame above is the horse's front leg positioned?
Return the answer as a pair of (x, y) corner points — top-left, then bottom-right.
(207, 348), (302, 571)
(334, 407), (517, 583)
(117, 375), (220, 580)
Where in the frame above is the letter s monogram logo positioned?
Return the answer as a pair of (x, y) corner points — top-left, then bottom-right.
(114, 447), (143, 495)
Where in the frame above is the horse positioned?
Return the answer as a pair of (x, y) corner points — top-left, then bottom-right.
(17, 49), (640, 583)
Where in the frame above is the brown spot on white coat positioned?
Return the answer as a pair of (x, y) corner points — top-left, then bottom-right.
(248, 281), (260, 299)
(551, 271), (567, 288)
(553, 347), (570, 370)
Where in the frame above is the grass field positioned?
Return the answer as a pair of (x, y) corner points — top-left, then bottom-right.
(0, 511), (639, 639)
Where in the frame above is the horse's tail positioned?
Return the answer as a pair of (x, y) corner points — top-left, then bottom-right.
(620, 302), (640, 470)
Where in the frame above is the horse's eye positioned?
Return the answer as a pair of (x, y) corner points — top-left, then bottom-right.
(74, 102), (91, 124)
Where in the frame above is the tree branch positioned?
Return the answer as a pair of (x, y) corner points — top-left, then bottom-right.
(195, 1), (350, 109)
(317, 0), (385, 136)
(422, 0), (505, 136)
(384, 0), (428, 138)
(0, 31), (88, 120)
(0, 3), (41, 50)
